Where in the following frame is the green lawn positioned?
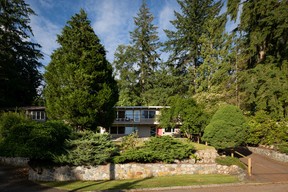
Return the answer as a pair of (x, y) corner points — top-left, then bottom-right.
(40, 174), (239, 191)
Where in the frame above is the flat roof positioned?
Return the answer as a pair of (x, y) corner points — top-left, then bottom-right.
(114, 106), (170, 109)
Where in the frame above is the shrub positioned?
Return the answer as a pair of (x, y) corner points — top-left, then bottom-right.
(120, 132), (139, 151)
(54, 131), (117, 166)
(277, 144), (288, 155)
(247, 111), (288, 146)
(215, 156), (246, 169)
(0, 113), (71, 160)
(0, 111), (30, 139)
(114, 136), (195, 164)
(202, 105), (248, 150)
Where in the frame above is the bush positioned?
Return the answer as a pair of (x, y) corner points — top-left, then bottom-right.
(0, 111), (30, 139)
(215, 156), (246, 169)
(247, 111), (288, 146)
(113, 136), (195, 164)
(202, 105), (248, 150)
(120, 132), (139, 151)
(0, 112), (71, 160)
(277, 144), (288, 155)
(54, 131), (117, 166)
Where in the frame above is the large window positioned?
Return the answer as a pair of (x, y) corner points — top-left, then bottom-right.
(141, 110), (156, 119)
(110, 126), (125, 134)
(125, 110), (133, 120)
(30, 111), (45, 120)
(134, 110), (140, 122)
(116, 111), (125, 120)
(110, 126), (137, 134)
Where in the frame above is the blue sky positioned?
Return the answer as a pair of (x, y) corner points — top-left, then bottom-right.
(26, 0), (181, 66)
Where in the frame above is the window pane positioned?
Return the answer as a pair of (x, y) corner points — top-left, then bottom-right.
(110, 127), (117, 134)
(125, 127), (134, 134)
(40, 111), (45, 120)
(125, 110), (133, 120)
(149, 111), (155, 118)
(134, 110), (140, 122)
(118, 127), (125, 134)
(141, 110), (148, 118)
(36, 111), (40, 119)
(118, 111), (125, 118)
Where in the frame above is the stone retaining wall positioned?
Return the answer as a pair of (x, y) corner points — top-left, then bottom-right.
(29, 163), (244, 181)
(0, 157), (29, 167)
(248, 147), (288, 163)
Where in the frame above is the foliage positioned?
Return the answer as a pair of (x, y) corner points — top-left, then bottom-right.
(227, 0), (288, 118)
(120, 132), (139, 151)
(44, 9), (118, 130)
(114, 136), (195, 164)
(114, 1), (160, 106)
(159, 96), (208, 140)
(242, 63), (288, 120)
(0, 0), (42, 108)
(277, 144), (288, 155)
(247, 111), (288, 146)
(215, 156), (246, 170)
(202, 105), (248, 150)
(54, 131), (117, 166)
(0, 111), (30, 139)
(163, 0), (224, 95)
(0, 113), (71, 159)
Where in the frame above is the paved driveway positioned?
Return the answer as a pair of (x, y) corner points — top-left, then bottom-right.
(0, 165), (64, 192)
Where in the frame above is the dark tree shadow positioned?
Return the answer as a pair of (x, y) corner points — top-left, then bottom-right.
(106, 177), (153, 192)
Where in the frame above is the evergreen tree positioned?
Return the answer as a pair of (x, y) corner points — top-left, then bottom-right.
(114, 1), (160, 105)
(44, 10), (118, 130)
(159, 96), (208, 141)
(163, 0), (223, 95)
(0, 0), (42, 108)
(202, 105), (248, 150)
(227, 0), (288, 118)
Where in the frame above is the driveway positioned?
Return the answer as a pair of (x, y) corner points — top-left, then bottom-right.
(239, 150), (288, 183)
(0, 165), (64, 192)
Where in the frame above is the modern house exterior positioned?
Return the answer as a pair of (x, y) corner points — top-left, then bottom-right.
(107, 106), (180, 138)
(19, 105), (180, 138)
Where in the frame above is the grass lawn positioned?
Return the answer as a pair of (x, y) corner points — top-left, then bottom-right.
(40, 174), (239, 191)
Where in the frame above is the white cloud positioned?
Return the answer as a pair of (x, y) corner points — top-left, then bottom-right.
(30, 14), (61, 65)
(86, 0), (139, 62)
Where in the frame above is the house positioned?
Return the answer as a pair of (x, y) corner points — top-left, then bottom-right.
(24, 106), (46, 122)
(19, 106), (180, 138)
(107, 106), (180, 138)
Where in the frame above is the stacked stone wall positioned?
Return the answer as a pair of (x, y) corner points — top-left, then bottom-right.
(28, 163), (243, 181)
(248, 147), (288, 163)
(0, 157), (29, 167)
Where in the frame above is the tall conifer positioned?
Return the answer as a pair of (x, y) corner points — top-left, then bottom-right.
(44, 10), (118, 130)
(0, 0), (42, 108)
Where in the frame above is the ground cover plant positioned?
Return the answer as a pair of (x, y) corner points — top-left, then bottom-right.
(215, 156), (246, 170)
(113, 136), (196, 164)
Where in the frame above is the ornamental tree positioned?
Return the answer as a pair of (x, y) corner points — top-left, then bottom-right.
(159, 96), (208, 141)
(202, 104), (248, 150)
(44, 10), (118, 130)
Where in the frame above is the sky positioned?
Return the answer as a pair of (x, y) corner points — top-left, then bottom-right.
(26, 0), (181, 68)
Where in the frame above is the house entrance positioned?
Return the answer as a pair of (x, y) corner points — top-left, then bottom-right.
(150, 127), (156, 136)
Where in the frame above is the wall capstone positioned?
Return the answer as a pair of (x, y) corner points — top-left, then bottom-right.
(0, 157), (29, 167)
